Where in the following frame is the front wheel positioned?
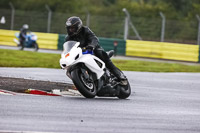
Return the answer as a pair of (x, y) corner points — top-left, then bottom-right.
(71, 68), (96, 98)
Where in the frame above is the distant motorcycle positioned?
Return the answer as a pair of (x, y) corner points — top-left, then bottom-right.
(59, 41), (131, 99)
(14, 32), (39, 51)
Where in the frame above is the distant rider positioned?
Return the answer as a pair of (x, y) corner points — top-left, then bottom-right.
(65, 16), (127, 85)
(19, 24), (29, 50)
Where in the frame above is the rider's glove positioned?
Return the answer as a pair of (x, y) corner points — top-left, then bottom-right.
(85, 45), (94, 51)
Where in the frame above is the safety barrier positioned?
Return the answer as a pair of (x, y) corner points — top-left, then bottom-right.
(99, 37), (126, 56)
(1, 29), (199, 62)
(57, 34), (65, 50)
(35, 32), (58, 50)
(0, 29), (16, 46)
(0, 29), (58, 50)
(57, 35), (126, 56)
(126, 40), (199, 62)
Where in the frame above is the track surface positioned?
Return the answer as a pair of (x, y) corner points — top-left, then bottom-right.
(0, 68), (200, 133)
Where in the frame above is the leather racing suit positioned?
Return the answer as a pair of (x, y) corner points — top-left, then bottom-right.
(65, 26), (126, 82)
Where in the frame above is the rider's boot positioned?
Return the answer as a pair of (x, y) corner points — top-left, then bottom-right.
(94, 49), (128, 85)
(19, 40), (24, 50)
(106, 61), (128, 86)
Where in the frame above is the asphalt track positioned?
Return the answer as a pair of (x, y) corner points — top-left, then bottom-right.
(0, 67), (200, 133)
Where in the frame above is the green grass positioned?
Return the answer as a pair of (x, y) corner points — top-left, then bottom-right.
(0, 49), (200, 72)
(112, 60), (200, 72)
(0, 49), (60, 68)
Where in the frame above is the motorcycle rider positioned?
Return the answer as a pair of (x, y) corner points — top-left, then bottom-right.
(65, 16), (127, 85)
(19, 24), (29, 50)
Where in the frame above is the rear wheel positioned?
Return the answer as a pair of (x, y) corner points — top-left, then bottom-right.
(71, 68), (96, 98)
(117, 81), (131, 99)
(18, 44), (24, 50)
(33, 43), (39, 51)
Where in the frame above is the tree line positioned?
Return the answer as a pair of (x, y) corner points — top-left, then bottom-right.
(1, 0), (200, 43)
(1, 0), (200, 20)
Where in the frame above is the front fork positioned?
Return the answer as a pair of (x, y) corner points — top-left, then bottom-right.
(67, 65), (95, 84)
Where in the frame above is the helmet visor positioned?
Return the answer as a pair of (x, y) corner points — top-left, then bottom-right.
(69, 26), (76, 33)
(66, 26), (78, 36)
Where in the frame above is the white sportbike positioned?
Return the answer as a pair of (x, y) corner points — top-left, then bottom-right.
(59, 41), (131, 99)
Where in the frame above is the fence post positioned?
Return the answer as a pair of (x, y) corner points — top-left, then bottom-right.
(45, 5), (52, 33)
(196, 15), (200, 46)
(129, 21), (142, 40)
(196, 15), (200, 63)
(122, 8), (129, 40)
(159, 12), (166, 42)
(86, 11), (90, 27)
(9, 2), (15, 30)
(122, 8), (142, 40)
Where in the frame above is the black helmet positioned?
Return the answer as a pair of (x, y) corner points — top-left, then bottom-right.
(66, 16), (83, 36)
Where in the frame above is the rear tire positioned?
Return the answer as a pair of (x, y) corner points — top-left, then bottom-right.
(117, 81), (131, 99)
(18, 44), (24, 50)
(71, 68), (96, 98)
(34, 43), (39, 51)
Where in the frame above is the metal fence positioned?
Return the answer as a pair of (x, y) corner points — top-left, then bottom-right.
(0, 8), (199, 45)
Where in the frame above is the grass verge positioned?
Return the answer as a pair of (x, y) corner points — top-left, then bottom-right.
(0, 49), (200, 72)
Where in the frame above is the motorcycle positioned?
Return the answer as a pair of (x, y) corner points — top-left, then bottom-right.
(59, 41), (131, 99)
(14, 32), (39, 51)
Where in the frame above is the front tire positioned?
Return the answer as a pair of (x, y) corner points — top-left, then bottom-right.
(71, 68), (96, 98)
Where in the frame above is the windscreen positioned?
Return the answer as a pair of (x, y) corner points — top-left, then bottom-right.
(63, 41), (77, 54)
